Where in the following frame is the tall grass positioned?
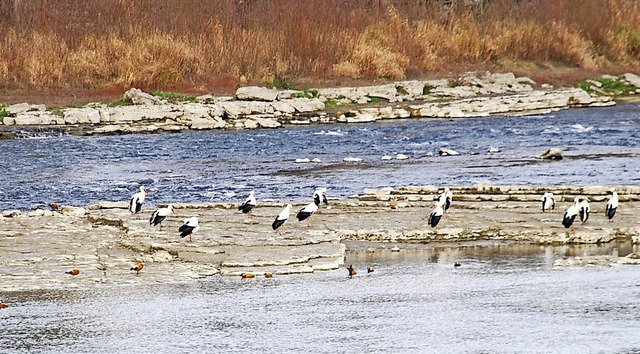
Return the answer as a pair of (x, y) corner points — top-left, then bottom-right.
(0, 0), (639, 91)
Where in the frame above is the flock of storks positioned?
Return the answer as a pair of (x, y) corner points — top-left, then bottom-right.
(428, 188), (619, 231)
(543, 190), (619, 231)
(128, 185), (620, 243)
(128, 186), (329, 241)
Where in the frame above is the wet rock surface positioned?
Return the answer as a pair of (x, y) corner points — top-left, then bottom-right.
(1, 184), (639, 291)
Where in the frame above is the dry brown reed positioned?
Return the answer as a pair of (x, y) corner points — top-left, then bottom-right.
(0, 0), (639, 92)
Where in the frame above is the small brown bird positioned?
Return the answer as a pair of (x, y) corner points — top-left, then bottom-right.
(347, 265), (357, 277)
(65, 269), (80, 275)
(367, 267), (375, 273)
(0, 303), (8, 309)
(130, 261), (144, 274)
(454, 262), (461, 268)
(264, 272), (273, 278)
(241, 273), (256, 279)
(49, 203), (60, 211)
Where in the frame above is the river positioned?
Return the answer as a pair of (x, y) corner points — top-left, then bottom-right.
(2, 104), (640, 353)
(2, 243), (640, 353)
(1, 103), (639, 211)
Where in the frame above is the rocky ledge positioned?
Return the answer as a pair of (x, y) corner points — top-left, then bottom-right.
(1, 184), (639, 291)
(2, 71), (637, 137)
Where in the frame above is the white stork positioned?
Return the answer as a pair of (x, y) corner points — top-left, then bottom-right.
(272, 204), (292, 234)
(579, 198), (590, 225)
(605, 190), (618, 223)
(313, 188), (328, 213)
(562, 198), (580, 232)
(314, 188), (328, 206)
(150, 204), (173, 231)
(296, 201), (319, 228)
(129, 186), (147, 219)
(239, 191), (257, 218)
(179, 216), (200, 242)
(438, 187), (452, 212)
(428, 201), (445, 229)
(541, 192), (556, 213)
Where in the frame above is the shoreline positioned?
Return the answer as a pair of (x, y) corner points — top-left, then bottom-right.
(2, 184), (639, 292)
(2, 71), (639, 138)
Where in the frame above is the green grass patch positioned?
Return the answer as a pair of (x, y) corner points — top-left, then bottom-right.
(295, 88), (318, 98)
(266, 75), (293, 90)
(366, 95), (381, 104)
(48, 104), (83, 114)
(324, 100), (340, 108)
(324, 98), (355, 109)
(48, 108), (65, 116)
(0, 103), (8, 123)
(577, 76), (638, 96)
(99, 96), (134, 107)
(152, 91), (196, 103)
(396, 86), (409, 95)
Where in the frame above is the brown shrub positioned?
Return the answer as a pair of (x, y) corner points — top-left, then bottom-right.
(490, 20), (599, 69)
(0, 0), (638, 91)
(350, 23), (410, 80)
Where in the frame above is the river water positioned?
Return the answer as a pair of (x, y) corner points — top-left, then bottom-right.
(2, 243), (640, 353)
(2, 104), (640, 353)
(1, 103), (639, 211)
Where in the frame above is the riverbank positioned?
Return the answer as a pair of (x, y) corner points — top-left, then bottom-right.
(2, 71), (639, 138)
(2, 184), (639, 292)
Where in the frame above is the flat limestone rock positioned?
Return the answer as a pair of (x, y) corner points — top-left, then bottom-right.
(6, 103), (46, 115)
(235, 86), (279, 101)
(89, 201), (129, 210)
(124, 88), (163, 105)
(2, 72), (623, 135)
(2, 185), (640, 292)
(221, 242), (345, 268)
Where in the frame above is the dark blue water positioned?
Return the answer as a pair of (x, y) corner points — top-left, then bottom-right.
(2, 104), (639, 210)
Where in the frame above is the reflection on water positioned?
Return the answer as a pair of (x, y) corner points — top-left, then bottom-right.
(3, 244), (640, 353)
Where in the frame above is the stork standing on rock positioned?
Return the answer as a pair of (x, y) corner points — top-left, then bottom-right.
(272, 204), (292, 234)
(428, 201), (445, 230)
(313, 188), (328, 213)
(239, 191), (257, 218)
(579, 198), (590, 225)
(438, 187), (452, 212)
(129, 186), (147, 219)
(562, 198), (580, 232)
(179, 216), (200, 242)
(296, 201), (319, 228)
(605, 190), (618, 223)
(541, 192), (556, 213)
(150, 204), (173, 231)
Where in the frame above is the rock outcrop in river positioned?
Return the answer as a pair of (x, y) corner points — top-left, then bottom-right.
(1, 184), (639, 291)
(1, 71), (631, 137)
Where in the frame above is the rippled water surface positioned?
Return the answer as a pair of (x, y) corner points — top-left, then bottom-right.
(2, 244), (640, 353)
(1, 104), (639, 210)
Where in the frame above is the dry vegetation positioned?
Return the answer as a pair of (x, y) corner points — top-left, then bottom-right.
(1, 0), (639, 104)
